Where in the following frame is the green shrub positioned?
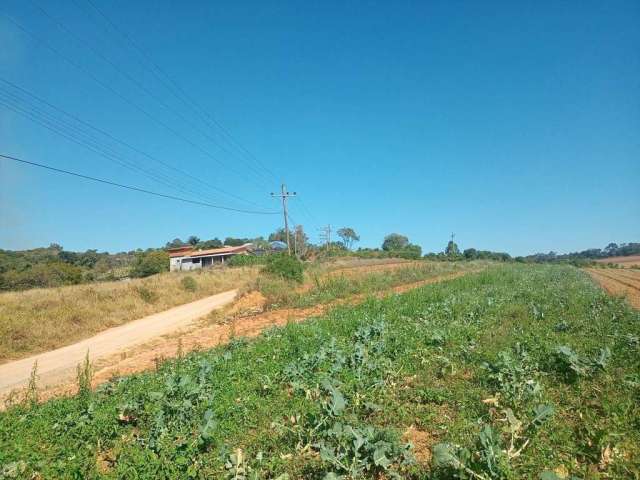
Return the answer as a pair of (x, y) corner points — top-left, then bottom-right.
(227, 254), (267, 267)
(0, 261), (83, 291)
(262, 254), (304, 283)
(180, 276), (198, 292)
(130, 250), (169, 278)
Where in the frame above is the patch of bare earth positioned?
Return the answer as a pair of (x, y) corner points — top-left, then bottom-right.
(586, 268), (640, 309)
(403, 425), (434, 464)
(24, 270), (473, 403)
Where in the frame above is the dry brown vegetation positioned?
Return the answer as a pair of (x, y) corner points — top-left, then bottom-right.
(0, 267), (259, 362)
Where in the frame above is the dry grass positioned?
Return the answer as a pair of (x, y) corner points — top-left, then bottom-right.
(0, 267), (259, 362)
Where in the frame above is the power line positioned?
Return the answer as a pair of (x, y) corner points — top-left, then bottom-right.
(2, 13), (270, 208)
(0, 95), (203, 201)
(30, 0), (273, 190)
(0, 77), (253, 208)
(22, 3), (320, 225)
(78, 0), (281, 185)
(0, 153), (280, 215)
(296, 195), (318, 224)
(0, 93), (245, 207)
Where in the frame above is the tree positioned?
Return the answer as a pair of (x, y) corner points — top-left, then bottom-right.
(397, 244), (422, 259)
(463, 248), (478, 260)
(199, 238), (223, 249)
(445, 240), (460, 256)
(268, 228), (294, 243)
(224, 237), (251, 246)
(130, 250), (169, 278)
(382, 233), (409, 251)
(604, 243), (619, 256)
(294, 225), (309, 257)
(187, 236), (200, 246)
(337, 227), (360, 250)
(166, 238), (185, 249)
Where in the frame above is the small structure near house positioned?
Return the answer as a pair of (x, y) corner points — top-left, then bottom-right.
(168, 244), (251, 271)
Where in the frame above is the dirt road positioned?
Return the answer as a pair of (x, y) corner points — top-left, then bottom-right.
(586, 268), (640, 309)
(0, 289), (237, 397)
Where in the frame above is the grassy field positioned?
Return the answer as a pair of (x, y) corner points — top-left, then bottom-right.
(1, 264), (638, 479)
(0, 267), (259, 362)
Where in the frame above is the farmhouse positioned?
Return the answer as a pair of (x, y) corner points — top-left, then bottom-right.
(168, 244), (251, 271)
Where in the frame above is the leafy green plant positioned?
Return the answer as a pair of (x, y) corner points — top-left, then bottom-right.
(553, 345), (610, 380)
(433, 405), (554, 480)
(483, 343), (542, 405)
(316, 422), (413, 479)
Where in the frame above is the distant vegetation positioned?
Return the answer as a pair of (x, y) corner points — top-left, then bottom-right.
(2, 235), (637, 292)
(523, 242), (640, 263)
(0, 245), (135, 291)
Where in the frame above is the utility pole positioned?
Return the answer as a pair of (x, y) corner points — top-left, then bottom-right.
(319, 224), (332, 251)
(271, 184), (296, 255)
(450, 232), (455, 243)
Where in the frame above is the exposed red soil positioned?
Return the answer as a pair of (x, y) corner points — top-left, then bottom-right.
(586, 268), (640, 309)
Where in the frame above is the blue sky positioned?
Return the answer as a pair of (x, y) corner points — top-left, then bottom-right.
(0, 0), (638, 256)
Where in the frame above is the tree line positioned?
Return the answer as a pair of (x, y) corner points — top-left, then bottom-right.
(2, 231), (637, 292)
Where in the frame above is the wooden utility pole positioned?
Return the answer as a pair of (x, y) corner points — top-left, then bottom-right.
(271, 184), (296, 255)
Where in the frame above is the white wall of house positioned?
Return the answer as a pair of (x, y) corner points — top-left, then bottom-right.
(169, 257), (182, 271)
(170, 256), (203, 271)
(170, 253), (241, 271)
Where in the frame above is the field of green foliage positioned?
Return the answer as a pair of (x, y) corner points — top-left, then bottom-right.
(1, 265), (638, 479)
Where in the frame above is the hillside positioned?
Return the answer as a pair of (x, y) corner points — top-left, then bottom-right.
(1, 265), (638, 478)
